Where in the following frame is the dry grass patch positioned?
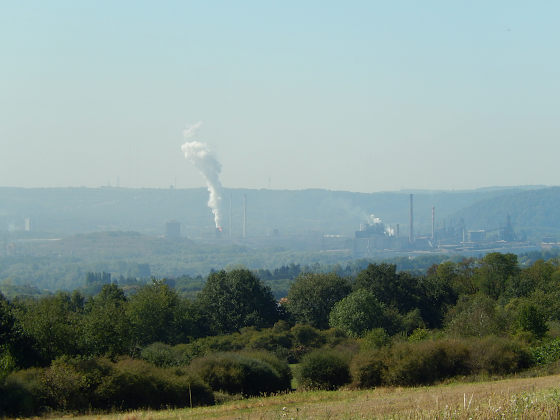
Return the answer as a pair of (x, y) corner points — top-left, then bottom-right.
(65, 374), (560, 419)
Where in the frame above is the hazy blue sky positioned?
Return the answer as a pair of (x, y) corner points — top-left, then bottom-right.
(1, 1), (558, 192)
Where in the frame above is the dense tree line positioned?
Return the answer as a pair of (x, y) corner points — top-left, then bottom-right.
(2, 253), (560, 415)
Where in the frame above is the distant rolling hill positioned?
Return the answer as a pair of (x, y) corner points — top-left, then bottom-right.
(450, 187), (560, 240)
(0, 186), (554, 239)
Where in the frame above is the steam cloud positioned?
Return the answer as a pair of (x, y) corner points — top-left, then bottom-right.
(181, 122), (223, 228)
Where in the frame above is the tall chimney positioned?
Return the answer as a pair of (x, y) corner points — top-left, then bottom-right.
(229, 193), (232, 240)
(242, 194), (247, 239)
(409, 193), (414, 244)
(431, 205), (435, 241)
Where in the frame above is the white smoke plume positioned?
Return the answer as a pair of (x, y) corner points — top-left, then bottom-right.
(181, 122), (224, 228)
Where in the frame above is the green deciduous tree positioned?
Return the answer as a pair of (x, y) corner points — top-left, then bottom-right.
(14, 292), (83, 363)
(286, 273), (351, 329)
(197, 269), (279, 334)
(329, 290), (384, 338)
(445, 294), (508, 337)
(475, 253), (519, 299)
(516, 302), (548, 339)
(0, 293), (16, 349)
(127, 279), (186, 346)
(81, 284), (132, 356)
(354, 263), (420, 314)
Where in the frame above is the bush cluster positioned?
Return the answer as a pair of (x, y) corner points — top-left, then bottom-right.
(531, 338), (560, 365)
(0, 357), (213, 417)
(139, 323), (349, 367)
(297, 349), (351, 390)
(349, 336), (531, 388)
(188, 351), (291, 396)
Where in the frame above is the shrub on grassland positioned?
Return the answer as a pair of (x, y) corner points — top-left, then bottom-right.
(188, 351), (291, 395)
(384, 338), (470, 386)
(240, 350), (292, 391)
(0, 357), (214, 417)
(140, 342), (188, 367)
(468, 336), (531, 374)
(95, 358), (213, 409)
(351, 336), (532, 388)
(0, 368), (46, 417)
(350, 351), (386, 388)
(297, 349), (351, 390)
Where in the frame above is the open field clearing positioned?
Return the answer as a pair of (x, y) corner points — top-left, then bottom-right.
(65, 374), (560, 420)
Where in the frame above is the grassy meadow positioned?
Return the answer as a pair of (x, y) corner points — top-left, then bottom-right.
(63, 374), (560, 420)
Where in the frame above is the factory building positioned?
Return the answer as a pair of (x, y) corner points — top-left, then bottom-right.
(165, 220), (181, 239)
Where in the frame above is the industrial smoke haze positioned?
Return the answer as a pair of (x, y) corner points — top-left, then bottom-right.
(181, 122), (224, 229)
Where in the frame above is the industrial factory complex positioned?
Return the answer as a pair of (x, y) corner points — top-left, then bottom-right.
(2, 187), (555, 259)
(160, 192), (542, 259)
(348, 194), (533, 257)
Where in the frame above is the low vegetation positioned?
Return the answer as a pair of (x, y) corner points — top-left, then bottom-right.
(3, 253), (560, 417)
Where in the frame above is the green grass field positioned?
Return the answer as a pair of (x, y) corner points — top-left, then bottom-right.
(63, 373), (560, 420)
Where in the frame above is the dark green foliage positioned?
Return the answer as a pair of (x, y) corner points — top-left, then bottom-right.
(188, 352), (291, 396)
(287, 272), (351, 329)
(475, 253), (520, 300)
(173, 323), (329, 365)
(329, 289), (384, 337)
(0, 368), (46, 417)
(384, 339), (470, 386)
(297, 349), (351, 390)
(506, 259), (555, 298)
(360, 328), (390, 351)
(0, 293), (16, 347)
(354, 264), (420, 313)
(350, 351), (386, 388)
(197, 269), (279, 334)
(467, 336), (531, 374)
(443, 259), (478, 295)
(127, 279), (202, 346)
(239, 350), (292, 391)
(417, 270), (458, 328)
(516, 302), (549, 339)
(445, 294), (508, 337)
(170, 331), (255, 365)
(291, 323), (325, 347)
(531, 338), (560, 365)
(95, 358), (213, 410)
(353, 336), (530, 388)
(247, 330), (294, 361)
(82, 284), (132, 356)
(0, 357), (213, 416)
(0, 293), (21, 377)
(13, 292), (83, 363)
(140, 342), (188, 367)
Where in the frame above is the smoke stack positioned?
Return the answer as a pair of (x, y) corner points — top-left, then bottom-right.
(229, 193), (232, 240)
(432, 205), (435, 241)
(409, 194), (414, 244)
(242, 194), (247, 239)
(396, 223), (400, 238)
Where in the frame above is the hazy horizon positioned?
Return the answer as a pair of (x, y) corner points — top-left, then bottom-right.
(0, 184), (554, 194)
(2, 1), (559, 193)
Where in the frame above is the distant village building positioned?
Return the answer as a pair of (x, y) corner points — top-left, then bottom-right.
(165, 220), (181, 239)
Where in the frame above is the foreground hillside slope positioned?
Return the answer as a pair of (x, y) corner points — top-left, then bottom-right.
(71, 373), (560, 420)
